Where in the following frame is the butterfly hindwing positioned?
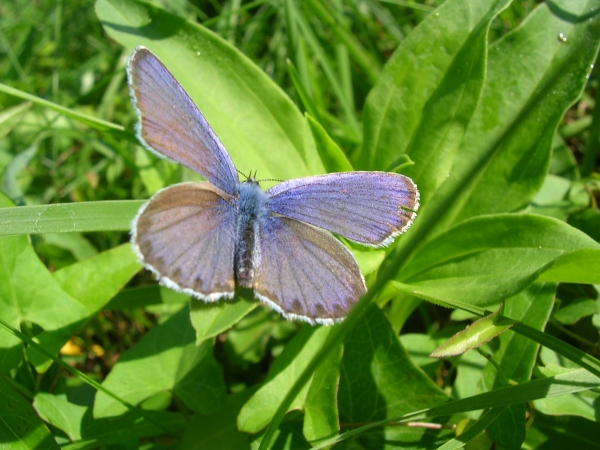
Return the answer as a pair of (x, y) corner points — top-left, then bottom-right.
(252, 216), (366, 324)
(128, 47), (239, 195)
(132, 182), (236, 300)
(266, 172), (419, 247)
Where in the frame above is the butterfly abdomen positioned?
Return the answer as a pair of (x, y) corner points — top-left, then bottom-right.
(234, 180), (268, 288)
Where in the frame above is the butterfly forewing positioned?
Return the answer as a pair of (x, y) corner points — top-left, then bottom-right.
(128, 47), (239, 195)
(252, 216), (366, 324)
(132, 182), (236, 300)
(266, 172), (419, 247)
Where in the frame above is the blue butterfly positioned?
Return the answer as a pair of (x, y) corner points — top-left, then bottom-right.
(128, 47), (419, 325)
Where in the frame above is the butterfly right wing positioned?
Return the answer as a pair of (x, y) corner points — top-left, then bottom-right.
(132, 182), (236, 301)
(252, 216), (366, 324)
(128, 47), (239, 195)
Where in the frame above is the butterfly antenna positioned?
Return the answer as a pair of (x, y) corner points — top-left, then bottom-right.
(257, 178), (283, 183)
(236, 169), (249, 180)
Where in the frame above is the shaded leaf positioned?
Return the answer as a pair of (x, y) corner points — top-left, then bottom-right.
(27, 244), (141, 371)
(190, 294), (257, 344)
(0, 374), (59, 450)
(238, 326), (330, 433)
(96, 0), (325, 182)
(360, 0), (510, 205)
(94, 306), (226, 418)
(338, 305), (448, 448)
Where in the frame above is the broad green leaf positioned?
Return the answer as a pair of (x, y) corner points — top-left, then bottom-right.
(190, 294), (257, 344)
(430, 305), (514, 357)
(314, 368), (600, 449)
(399, 214), (600, 306)
(251, 410), (310, 450)
(27, 243), (141, 370)
(538, 249), (600, 284)
(0, 102), (31, 139)
(180, 390), (254, 450)
(360, 0), (510, 203)
(95, 0), (325, 181)
(553, 299), (600, 325)
(480, 282), (556, 388)
(0, 374), (59, 450)
(224, 308), (293, 368)
(305, 114), (353, 173)
(524, 413), (600, 449)
(237, 325), (330, 433)
(0, 201), (143, 236)
(480, 282), (556, 449)
(0, 196), (92, 371)
(350, 246), (386, 276)
(534, 386), (600, 423)
(34, 393), (186, 446)
(41, 233), (98, 261)
(34, 393), (87, 441)
(398, 0), (600, 259)
(94, 306), (226, 418)
(338, 305), (448, 448)
(303, 341), (342, 444)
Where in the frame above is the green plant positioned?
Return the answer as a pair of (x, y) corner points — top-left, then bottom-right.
(0, 0), (599, 448)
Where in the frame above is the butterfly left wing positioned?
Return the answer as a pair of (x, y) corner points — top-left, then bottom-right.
(252, 216), (366, 324)
(132, 182), (236, 300)
(266, 172), (419, 247)
(128, 47), (239, 195)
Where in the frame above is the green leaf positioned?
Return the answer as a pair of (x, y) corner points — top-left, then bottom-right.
(0, 374), (59, 450)
(524, 413), (600, 449)
(237, 325), (330, 433)
(400, 0), (600, 254)
(190, 294), (257, 344)
(26, 243), (141, 371)
(180, 390), (254, 450)
(0, 83), (127, 134)
(0, 102), (31, 139)
(33, 393), (87, 441)
(480, 282), (556, 449)
(0, 201), (143, 236)
(538, 249), (600, 284)
(305, 114), (353, 173)
(399, 214), (600, 306)
(430, 305), (514, 357)
(0, 232), (91, 371)
(314, 368), (600, 448)
(95, 0), (325, 181)
(554, 299), (600, 325)
(350, 246), (386, 276)
(94, 306), (226, 418)
(534, 383), (600, 423)
(1, 144), (37, 204)
(34, 392), (187, 446)
(41, 233), (98, 261)
(338, 305), (448, 447)
(360, 0), (509, 204)
(303, 340), (342, 444)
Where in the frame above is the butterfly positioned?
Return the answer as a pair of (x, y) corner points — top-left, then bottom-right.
(127, 47), (419, 325)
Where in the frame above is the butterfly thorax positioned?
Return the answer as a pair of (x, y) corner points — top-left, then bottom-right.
(235, 179), (268, 288)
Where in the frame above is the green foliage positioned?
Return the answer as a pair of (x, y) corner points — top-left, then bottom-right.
(1, 0), (600, 448)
